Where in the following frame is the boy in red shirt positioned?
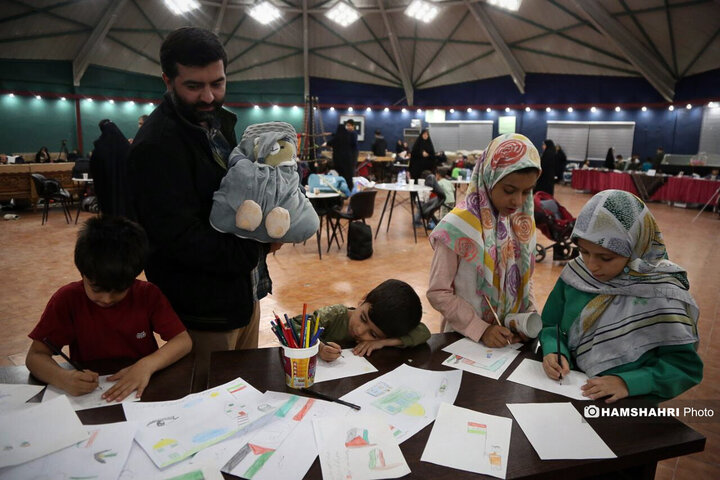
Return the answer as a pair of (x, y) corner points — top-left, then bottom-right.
(26, 216), (192, 402)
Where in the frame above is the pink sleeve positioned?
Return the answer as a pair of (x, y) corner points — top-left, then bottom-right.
(426, 243), (490, 342)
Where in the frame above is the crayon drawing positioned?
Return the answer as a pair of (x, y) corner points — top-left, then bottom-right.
(421, 403), (512, 479)
(341, 365), (462, 443)
(193, 391), (350, 480)
(314, 414), (410, 480)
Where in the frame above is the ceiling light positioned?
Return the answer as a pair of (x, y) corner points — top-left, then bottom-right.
(668, 105), (674, 111)
(366, 107), (371, 112)
(708, 102), (719, 109)
(485, 107), (490, 113)
(348, 106), (353, 112)
(330, 107), (335, 111)
(325, 2), (360, 27)
(641, 106), (647, 112)
(384, 107), (389, 112)
(109, 99), (114, 104)
(86, 98), (93, 102)
(35, 95), (41, 100)
(405, 0), (439, 23)
(416, 108), (422, 113)
(163, 0), (200, 15)
(272, 104), (278, 109)
(525, 107), (531, 112)
(313, 107), (317, 110)
(249, 1), (281, 25)
(449, 108), (455, 113)
(292, 105), (298, 110)
(686, 104), (692, 110)
(505, 107), (511, 112)
(60, 96), (66, 101)
(487, 0), (522, 12)
(591, 106), (597, 112)
(402, 108), (407, 113)
(8, 93), (14, 97)
(467, 107), (473, 113)
(254, 105), (260, 109)
(546, 107), (551, 112)
(567, 107), (573, 112)
(615, 106), (621, 112)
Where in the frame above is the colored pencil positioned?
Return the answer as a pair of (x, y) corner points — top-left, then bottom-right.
(43, 337), (84, 371)
(300, 388), (361, 411)
(557, 323), (563, 385)
(483, 295), (511, 346)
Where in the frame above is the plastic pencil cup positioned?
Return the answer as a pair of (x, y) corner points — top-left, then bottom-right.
(504, 312), (542, 338)
(281, 343), (319, 389)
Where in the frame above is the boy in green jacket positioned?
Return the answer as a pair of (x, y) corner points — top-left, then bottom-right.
(292, 279), (430, 362)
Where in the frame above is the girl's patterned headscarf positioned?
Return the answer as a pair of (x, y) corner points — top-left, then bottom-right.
(562, 190), (699, 377)
(429, 133), (541, 320)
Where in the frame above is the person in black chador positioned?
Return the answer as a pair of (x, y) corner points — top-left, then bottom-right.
(90, 119), (131, 217)
(327, 119), (358, 190)
(535, 139), (556, 195)
(410, 129), (435, 179)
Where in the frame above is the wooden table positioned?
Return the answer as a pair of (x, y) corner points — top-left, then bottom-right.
(374, 183), (433, 243)
(0, 354), (194, 424)
(208, 333), (705, 480)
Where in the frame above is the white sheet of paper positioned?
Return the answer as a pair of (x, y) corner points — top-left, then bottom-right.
(0, 396), (88, 468)
(123, 377), (268, 468)
(506, 359), (589, 400)
(441, 348), (520, 380)
(421, 403), (512, 479)
(506, 403), (615, 459)
(315, 349), (378, 383)
(118, 442), (193, 480)
(442, 338), (521, 367)
(0, 384), (44, 414)
(0, 421), (137, 480)
(192, 391), (350, 480)
(340, 364), (462, 443)
(160, 460), (224, 480)
(314, 414), (411, 480)
(42, 375), (140, 411)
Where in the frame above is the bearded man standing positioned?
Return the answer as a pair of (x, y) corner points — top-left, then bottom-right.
(129, 27), (277, 390)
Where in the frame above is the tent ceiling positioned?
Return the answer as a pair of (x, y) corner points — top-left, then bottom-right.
(0, 0), (718, 102)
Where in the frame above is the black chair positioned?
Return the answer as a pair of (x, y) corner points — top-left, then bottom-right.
(327, 190), (377, 252)
(31, 173), (72, 225)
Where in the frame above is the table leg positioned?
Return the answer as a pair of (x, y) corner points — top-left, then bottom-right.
(316, 215), (323, 260)
(385, 191), (397, 234)
(375, 190), (392, 239)
(409, 192), (418, 243)
(414, 191), (430, 237)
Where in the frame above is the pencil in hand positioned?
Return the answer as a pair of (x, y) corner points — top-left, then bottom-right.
(557, 324), (563, 385)
(483, 295), (511, 346)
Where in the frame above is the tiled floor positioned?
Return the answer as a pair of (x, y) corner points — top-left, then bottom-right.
(1, 184), (718, 478)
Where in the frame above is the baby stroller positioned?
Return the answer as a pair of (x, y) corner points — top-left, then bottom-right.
(533, 191), (578, 262)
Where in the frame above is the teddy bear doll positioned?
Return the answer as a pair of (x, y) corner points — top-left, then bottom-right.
(210, 122), (319, 243)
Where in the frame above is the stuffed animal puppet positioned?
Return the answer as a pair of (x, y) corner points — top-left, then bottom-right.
(210, 122), (319, 243)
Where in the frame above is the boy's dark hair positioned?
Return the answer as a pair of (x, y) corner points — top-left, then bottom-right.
(363, 279), (422, 338)
(74, 216), (149, 291)
(160, 27), (227, 80)
(345, 119), (355, 126)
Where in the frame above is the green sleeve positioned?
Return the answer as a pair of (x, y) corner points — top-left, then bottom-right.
(609, 344), (703, 400)
(398, 322), (431, 347)
(291, 305), (353, 346)
(539, 280), (573, 366)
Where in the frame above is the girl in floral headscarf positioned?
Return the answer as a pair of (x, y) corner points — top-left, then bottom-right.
(427, 134), (541, 348)
(541, 190), (702, 402)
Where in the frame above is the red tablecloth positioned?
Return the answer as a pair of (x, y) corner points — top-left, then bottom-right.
(571, 170), (720, 204)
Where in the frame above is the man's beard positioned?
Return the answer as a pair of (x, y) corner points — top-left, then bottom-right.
(170, 90), (224, 126)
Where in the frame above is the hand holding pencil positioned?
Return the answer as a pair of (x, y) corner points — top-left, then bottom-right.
(480, 295), (514, 348)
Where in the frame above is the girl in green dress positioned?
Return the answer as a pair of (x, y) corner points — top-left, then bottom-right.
(540, 190), (702, 403)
